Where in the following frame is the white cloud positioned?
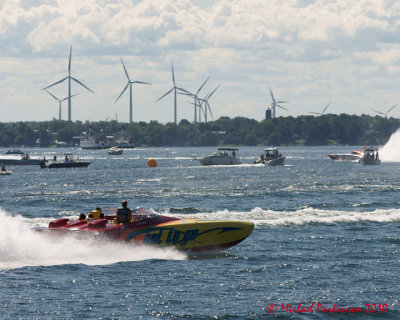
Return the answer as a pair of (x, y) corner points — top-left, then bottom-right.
(1, 0), (400, 122)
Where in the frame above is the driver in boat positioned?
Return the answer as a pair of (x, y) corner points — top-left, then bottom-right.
(116, 200), (132, 224)
(1, 163), (5, 171)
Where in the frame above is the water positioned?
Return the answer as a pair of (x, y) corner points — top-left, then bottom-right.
(1, 143), (399, 319)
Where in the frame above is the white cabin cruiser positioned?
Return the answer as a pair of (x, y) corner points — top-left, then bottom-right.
(198, 148), (241, 165)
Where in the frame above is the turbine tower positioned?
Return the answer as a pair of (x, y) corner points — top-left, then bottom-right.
(155, 63), (189, 124)
(309, 102), (331, 116)
(43, 46), (94, 121)
(268, 88), (289, 119)
(45, 91), (78, 120)
(372, 105), (396, 118)
(115, 58), (151, 124)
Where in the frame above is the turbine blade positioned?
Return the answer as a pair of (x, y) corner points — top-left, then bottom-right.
(71, 77), (95, 93)
(207, 102), (214, 120)
(322, 102), (330, 114)
(372, 109), (385, 115)
(155, 87), (174, 102)
(68, 46), (72, 75)
(133, 81), (151, 85)
(196, 77), (210, 95)
(115, 83), (129, 103)
(171, 63), (176, 85)
(207, 85), (219, 100)
(46, 90), (60, 102)
(268, 87), (275, 101)
(387, 105), (396, 113)
(276, 100), (289, 103)
(121, 58), (131, 82)
(309, 111), (320, 115)
(178, 92), (193, 97)
(176, 87), (192, 95)
(276, 104), (288, 111)
(42, 76), (69, 90)
(61, 93), (79, 102)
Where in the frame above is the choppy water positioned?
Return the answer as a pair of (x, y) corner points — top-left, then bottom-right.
(1, 144), (399, 319)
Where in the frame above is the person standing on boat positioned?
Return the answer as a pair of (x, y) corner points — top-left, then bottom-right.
(1, 163), (5, 171)
(116, 200), (132, 223)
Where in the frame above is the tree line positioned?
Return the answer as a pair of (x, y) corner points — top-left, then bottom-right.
(0, 114), (399, 147)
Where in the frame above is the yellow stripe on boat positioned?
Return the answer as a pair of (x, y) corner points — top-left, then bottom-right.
(122, 219), (254, 252)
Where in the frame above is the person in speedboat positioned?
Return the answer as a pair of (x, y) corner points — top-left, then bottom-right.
(116, 200), (132, 223)
(1, 163), (5, 171)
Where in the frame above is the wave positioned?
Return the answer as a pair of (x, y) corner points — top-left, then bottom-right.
(164, 207), (400, 227)
(0, 208), (186, 271)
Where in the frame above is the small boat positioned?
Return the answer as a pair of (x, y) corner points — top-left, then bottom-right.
(38, 208), (254, 254)
(254, 147), (285, 166)
(108, 147), (123, 155)
(40, 154), (90, 168)
(0, 153), (44, 165)
(0, 169), (12, 175)
(359, 147), (380, 165)
(198, 148), (241, 165)
(328, 150), (363, 161)
(4, 148), (24, 155)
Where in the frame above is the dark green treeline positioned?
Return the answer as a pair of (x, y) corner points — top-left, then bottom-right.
(0, 114), (399, 147)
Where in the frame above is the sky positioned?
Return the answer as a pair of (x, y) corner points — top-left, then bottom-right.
(1, 0), (400, 124)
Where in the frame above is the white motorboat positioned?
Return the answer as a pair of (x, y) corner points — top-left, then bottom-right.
(108, 147), (123, 155)
(328, 150), (363, 161)
(0, 153), (44, 165)
(4, 148), (24, 155)
(198, 148), (241, 165)
(254, 147), (285, 166)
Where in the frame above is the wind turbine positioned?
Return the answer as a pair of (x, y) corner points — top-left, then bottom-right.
(268, 88), (289, 118)
(179, 77), (210, 123)
(155, 63), (189, 124)
(372, 105), (396, 118)
(45, 91), (78, 120)
(115, 58), (151, 124)
(43, 46), (94, 121)
(199, 85), (219, 123)
(309, 102), (331, 116)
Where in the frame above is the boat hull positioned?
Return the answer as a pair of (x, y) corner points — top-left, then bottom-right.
(328, 152), (363, 161)
(41, 209), (254, 254)
(359, 158), (381, 165)
(121, 219), (254, 253)
(40, 161), (91, 168)
(0, 158), (43, 165)
(199, 156), (241, 165)
(255, 156), (285, 166)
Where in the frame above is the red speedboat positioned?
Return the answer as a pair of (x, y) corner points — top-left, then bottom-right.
(39, 208), (254, 254)
(328, 150), (363, 161)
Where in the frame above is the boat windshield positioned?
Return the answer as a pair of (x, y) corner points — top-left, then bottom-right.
(133, 208), (160, 220)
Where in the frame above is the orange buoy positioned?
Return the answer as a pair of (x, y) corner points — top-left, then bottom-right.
(147, 158), (157, 167)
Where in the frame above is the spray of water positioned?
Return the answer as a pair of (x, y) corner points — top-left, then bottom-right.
(379, 128), (400, 161)
(0, 208), (186, 271)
